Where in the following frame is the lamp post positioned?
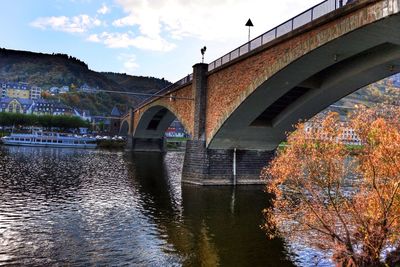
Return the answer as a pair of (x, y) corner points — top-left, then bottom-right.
(200, 46), (207, 63)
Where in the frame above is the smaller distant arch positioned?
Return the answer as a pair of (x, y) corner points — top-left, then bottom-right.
(119, 120), (130, 136)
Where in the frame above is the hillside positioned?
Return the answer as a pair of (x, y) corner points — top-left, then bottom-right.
(0, 48), (171, 115)
(331, 73), (400, 116)
(0, 48), (399, 117)
(102, 72), (170, 94)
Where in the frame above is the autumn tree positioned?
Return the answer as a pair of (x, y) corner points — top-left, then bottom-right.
(262, 105), (400, 266)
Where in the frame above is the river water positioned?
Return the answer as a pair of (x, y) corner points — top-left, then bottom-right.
(0, 146), (322, 266)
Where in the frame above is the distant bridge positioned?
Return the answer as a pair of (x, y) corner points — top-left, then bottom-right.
(120, 0), (400, 185)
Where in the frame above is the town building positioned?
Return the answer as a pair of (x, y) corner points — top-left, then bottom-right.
(49, 86), (59, 94)
(1, 83), (6, 98)
(0, 97), (75, 116)
(89, 107), (126, 134)
(30, 86), (42, 100)
(59, 86), (69, 94)
(78, 83), (96, 93)
(31, 99), (73, 115)
(304, 119), (361, 145)
(0, 97), (34, 114)
(49, 86), (69, 95)
(74, 109), (91, 122)
(91, 115), (111, 133)
(110, 106), (122, 135)
(4, 82), (30, 99)
(165, 119), (188, 138)
(0, 82), (42, 100)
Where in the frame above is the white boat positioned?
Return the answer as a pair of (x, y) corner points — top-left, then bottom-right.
(1, 132), (97, 149)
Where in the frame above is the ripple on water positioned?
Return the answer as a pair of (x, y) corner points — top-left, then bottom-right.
(0, 146), (183, 266)
(0, 146), (320, 266)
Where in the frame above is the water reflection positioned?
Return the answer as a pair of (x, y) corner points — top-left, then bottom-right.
(0, 146), (294, 266)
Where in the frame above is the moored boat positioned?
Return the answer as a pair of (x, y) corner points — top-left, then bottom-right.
(1, 132), (97, 149)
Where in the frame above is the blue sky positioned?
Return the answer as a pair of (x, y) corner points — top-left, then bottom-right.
(0, 0), (322, 82)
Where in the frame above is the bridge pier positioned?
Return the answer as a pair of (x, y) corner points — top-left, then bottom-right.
(182, 140), (275, 185)
(180, 63), (275, 185)
(131, 137), (166, 152)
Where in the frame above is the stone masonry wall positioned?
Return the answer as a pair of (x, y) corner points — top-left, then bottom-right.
(205, 0), (396, 146)
(133, 84), (194, 136)
(182, 140), (276, 185)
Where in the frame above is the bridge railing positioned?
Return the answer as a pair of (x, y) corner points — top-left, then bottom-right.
(133, 0), (352, 111)
(134, 73), (193, 111)
(208, 0), (351, 71)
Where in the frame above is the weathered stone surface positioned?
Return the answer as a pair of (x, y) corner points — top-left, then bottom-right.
(205, 0), (398, 146)
(182, 140), (275, 185)
(192, 63), (208, 140)
(131, 137), (165, 152)
(134, 84), (194, 137)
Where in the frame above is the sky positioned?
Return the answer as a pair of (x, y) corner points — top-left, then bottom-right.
(0, 0), (322, 82)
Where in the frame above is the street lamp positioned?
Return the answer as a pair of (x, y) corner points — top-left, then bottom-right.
(200, 46), (207, 63)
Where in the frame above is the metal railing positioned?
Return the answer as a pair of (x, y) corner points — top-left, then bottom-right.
(134, 73), (193, 110)
(208, 0), (352, 71)
(134, 0), (353, 111)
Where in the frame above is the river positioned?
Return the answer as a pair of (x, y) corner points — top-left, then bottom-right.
(0, 146), (325, 266)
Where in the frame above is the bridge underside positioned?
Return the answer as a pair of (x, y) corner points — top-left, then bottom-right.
(131, 106), (177, 152)
(209, 13), (400, 150)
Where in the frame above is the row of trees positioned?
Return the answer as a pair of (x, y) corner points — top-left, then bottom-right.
(0, 112), (89, 129)
(263, 104), (400, 266)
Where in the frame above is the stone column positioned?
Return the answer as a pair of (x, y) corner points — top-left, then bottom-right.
(182, 63), (276, 185)
(182, 145), (275, 185)
(132, 137), (165, 152)
(126, 108), (135, 149)
(192, 63), (208, 141)
(182, 63), (209, 183)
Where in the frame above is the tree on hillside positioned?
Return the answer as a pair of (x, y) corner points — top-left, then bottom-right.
(262, 105), (400, 266)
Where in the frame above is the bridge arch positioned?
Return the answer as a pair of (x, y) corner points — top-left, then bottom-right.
(119, 120), (130, 136)
(206, 2), (400, 150)
(134, 105), (189, 139)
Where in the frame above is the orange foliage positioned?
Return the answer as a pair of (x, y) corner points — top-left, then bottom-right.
(263, 105), (400, 266)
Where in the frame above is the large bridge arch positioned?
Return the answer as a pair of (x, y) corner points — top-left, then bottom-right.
(206, 0), (400, 150)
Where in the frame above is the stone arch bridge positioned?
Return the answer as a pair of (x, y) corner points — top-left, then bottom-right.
(120, 0), (400, 185)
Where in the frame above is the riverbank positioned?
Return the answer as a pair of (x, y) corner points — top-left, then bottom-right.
(96, 139), (126, 149)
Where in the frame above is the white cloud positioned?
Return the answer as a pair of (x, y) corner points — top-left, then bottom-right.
(118, 54), (139, 74)
(87, 32), (175, 52)
(113, 0), (322, 42)
(31, 14), (102, 33)
(87, 33), (101, 42)
(97, 3), (110, 15)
